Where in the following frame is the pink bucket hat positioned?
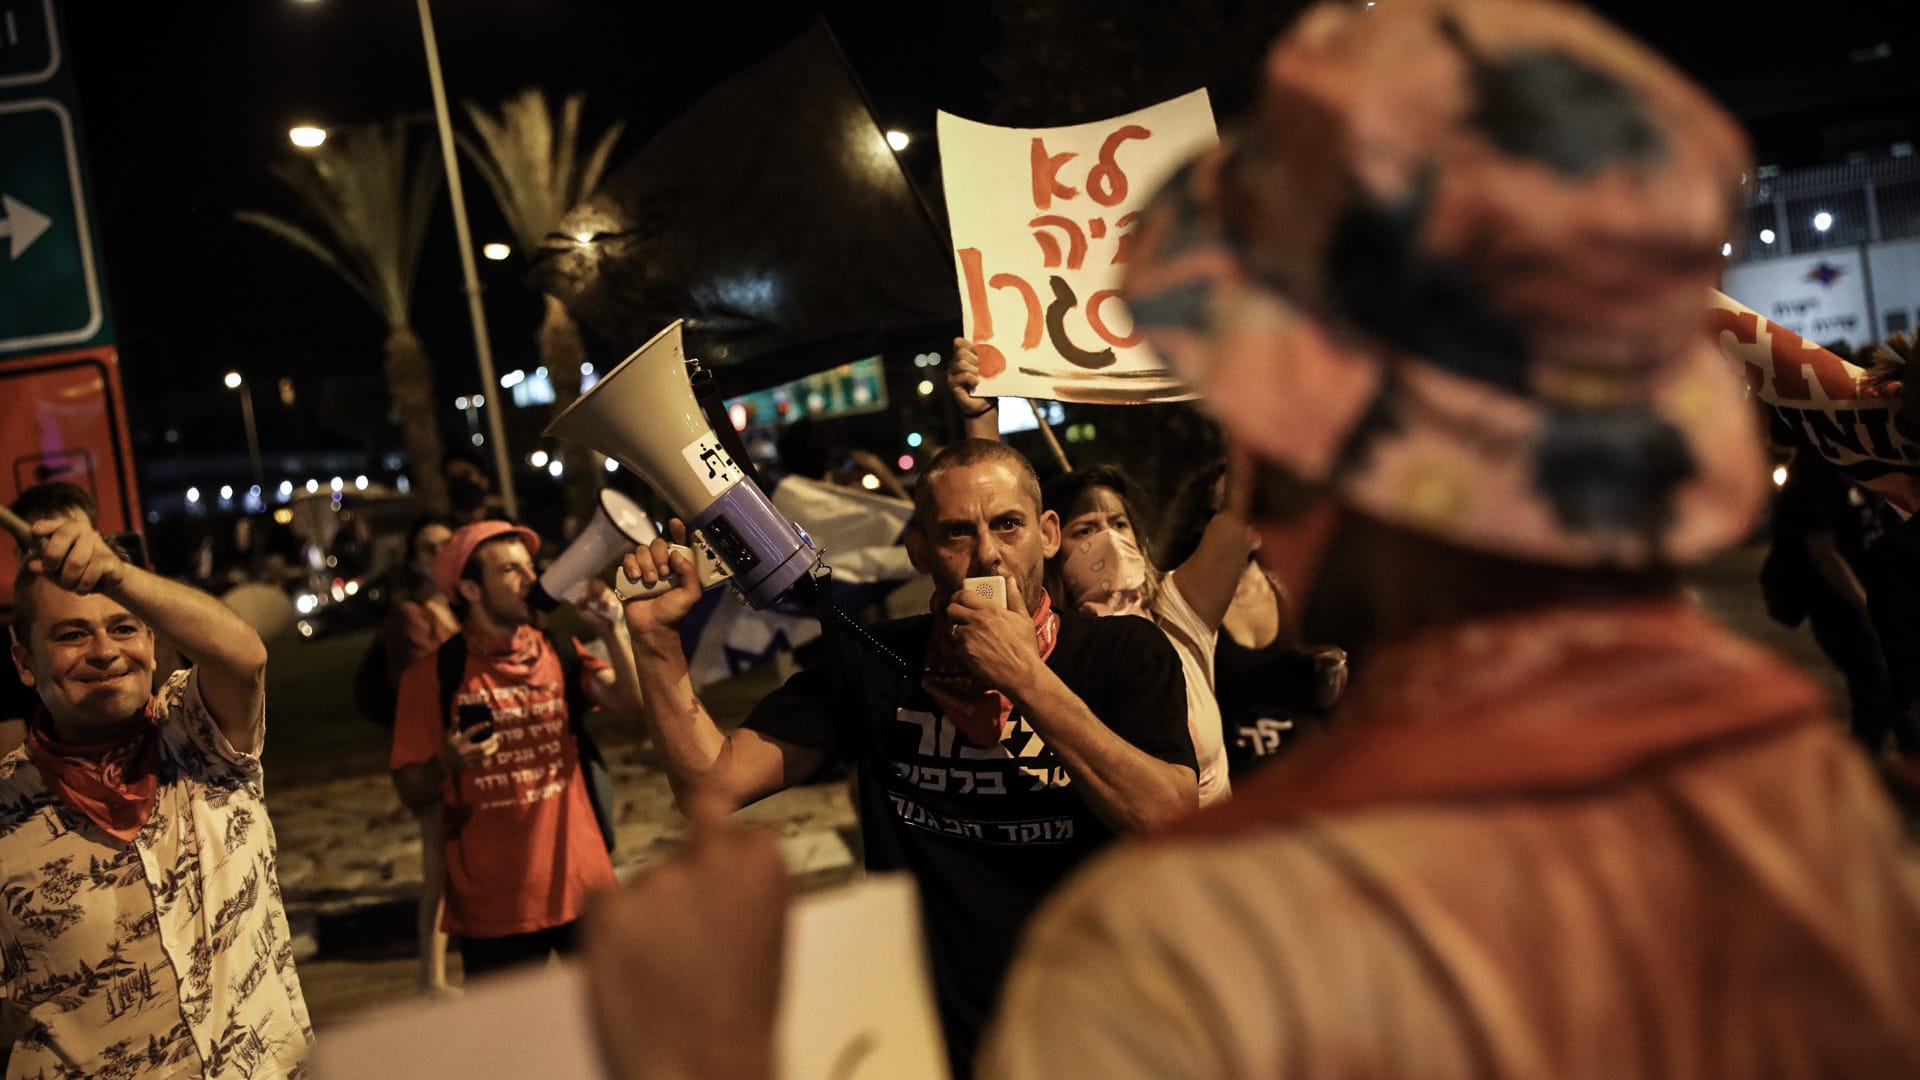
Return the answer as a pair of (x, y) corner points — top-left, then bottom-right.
(1121, 0), (1766, 568)
(433, 520), (541, 598)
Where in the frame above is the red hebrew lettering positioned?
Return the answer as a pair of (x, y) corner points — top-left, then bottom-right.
(1705, 306), (1762, 388)
(990, 273), (1045, 349)
(1770, 328), (1860, 402)
(1088, 125), (1150, 207)
(959, 247), (995, 343)
(1027, 215), (1088, 270)
(1088, 218), (1107, 239)
(1031, 138), (1079, 210)
(1086, 289), (1142, 349)
(977, 343), (1007, 378)
(1110, 211), (1142, 265)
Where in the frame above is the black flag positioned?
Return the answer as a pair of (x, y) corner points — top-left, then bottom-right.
(530, 22), (959, 395)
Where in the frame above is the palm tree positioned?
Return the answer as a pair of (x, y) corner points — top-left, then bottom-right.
(236, 122), (450, 514)
(460, 89), (623, 524)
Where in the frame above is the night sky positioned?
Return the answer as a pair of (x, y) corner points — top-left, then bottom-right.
(44, 0), (1920, 474)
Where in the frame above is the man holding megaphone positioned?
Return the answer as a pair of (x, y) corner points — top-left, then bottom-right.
(618, 439), (1198, 1077)
(389, 520), (646, 981)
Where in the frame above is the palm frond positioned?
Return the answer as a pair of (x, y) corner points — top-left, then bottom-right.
(579, 119), (625, 199)
(239, 122), (441, 329)
(459, 89), (624, 249)
(233, 210), (386, 317)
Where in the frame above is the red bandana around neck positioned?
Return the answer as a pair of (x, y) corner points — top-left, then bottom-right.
(922, 590), (1060, 749)
(25, 703), (162, 843)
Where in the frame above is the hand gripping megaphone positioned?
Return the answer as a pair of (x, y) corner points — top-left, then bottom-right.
(543, 319), (820, 609)
(525, 487), (733, 612)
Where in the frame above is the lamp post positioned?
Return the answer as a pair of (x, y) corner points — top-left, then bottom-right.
(225, 371), (266, 495)
(414, 0), (519, 519)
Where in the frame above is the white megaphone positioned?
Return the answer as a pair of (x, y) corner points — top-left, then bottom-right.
(526, 487), (733, 611)
(544, 319), (820, 609)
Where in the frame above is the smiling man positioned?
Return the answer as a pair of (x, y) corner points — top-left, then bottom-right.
(0, 519), (312, 1078)
(618, 438), (1197, 1075)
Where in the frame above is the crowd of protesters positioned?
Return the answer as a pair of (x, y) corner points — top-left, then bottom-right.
(5, 0), (1920, 1077)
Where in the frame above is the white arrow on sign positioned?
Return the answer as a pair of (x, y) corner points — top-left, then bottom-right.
(0, 193), (54, 259)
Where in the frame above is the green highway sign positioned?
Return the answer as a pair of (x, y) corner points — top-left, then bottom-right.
(0, 0), (109, 356)
(0, 99), (100, 352)
(0, 0), (56, 87)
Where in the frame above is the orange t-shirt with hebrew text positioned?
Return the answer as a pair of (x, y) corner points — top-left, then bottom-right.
(390, 625), (615, 938)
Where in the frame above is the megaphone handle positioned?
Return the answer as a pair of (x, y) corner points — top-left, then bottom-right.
(615, 543), (702, 600)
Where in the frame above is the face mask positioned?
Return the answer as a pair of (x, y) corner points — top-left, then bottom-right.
(448, 475), (489, 512)
(1061, 528), (1148, 617)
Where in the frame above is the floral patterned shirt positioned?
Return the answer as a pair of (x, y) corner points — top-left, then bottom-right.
(0, 668), (313, 1079)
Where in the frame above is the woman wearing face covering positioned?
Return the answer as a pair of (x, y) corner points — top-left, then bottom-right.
(1042, 465), (1252, 806)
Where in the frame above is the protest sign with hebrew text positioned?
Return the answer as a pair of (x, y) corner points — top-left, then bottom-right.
(1709, 288), (1920, 516)
(938, 91), (1217, 404)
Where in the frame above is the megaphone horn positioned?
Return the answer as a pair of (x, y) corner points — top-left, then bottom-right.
(528, 488), (657, 611)
(544, 319), (819, 609)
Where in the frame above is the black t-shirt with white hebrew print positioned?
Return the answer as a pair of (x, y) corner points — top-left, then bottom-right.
(743, 606), (1194, 1074)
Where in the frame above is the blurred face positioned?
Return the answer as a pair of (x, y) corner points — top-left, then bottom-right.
(444, 459), (490, 491)
(907, 462), (1059, 607)
(411, 523), (454, 577)
(11, 579), (156, 738)
(1061, 486), (1136, 547)
(459, 538), (536, 629)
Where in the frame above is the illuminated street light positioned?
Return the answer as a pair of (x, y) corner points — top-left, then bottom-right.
(1812, 211), (1833, 232)
(289, 126), (327, 149)
(529, 450), (550, 468)
(548, 460), (565, 478)
(1759, 228), (1776, 244)
(224, 371), (243, 389)
(482, 242), (510, 261)
(917, 380), (935, 396)
(886, 130), (910, 151)
(1773, 464), (1789, 488)
(219, 485), (233, 501)
(1721, 243), (1732, 257)
(860, 473), (881, 491)
(604, 458), (619, 473)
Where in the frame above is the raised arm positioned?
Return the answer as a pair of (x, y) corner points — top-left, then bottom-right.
(29, 519), (267, 753)
(574, 582), (648, 723)
(1170, 451), (1256, 632)
(620, 523), (828, 814)
(949, 338), (1002, 442)
(946, 576), (1195, 833)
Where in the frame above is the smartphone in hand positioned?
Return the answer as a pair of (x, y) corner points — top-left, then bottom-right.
(456, 703), (495, 742)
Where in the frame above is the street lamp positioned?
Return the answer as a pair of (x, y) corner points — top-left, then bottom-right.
(289, 126), (327, 149)
(224, 372), (266, 496)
